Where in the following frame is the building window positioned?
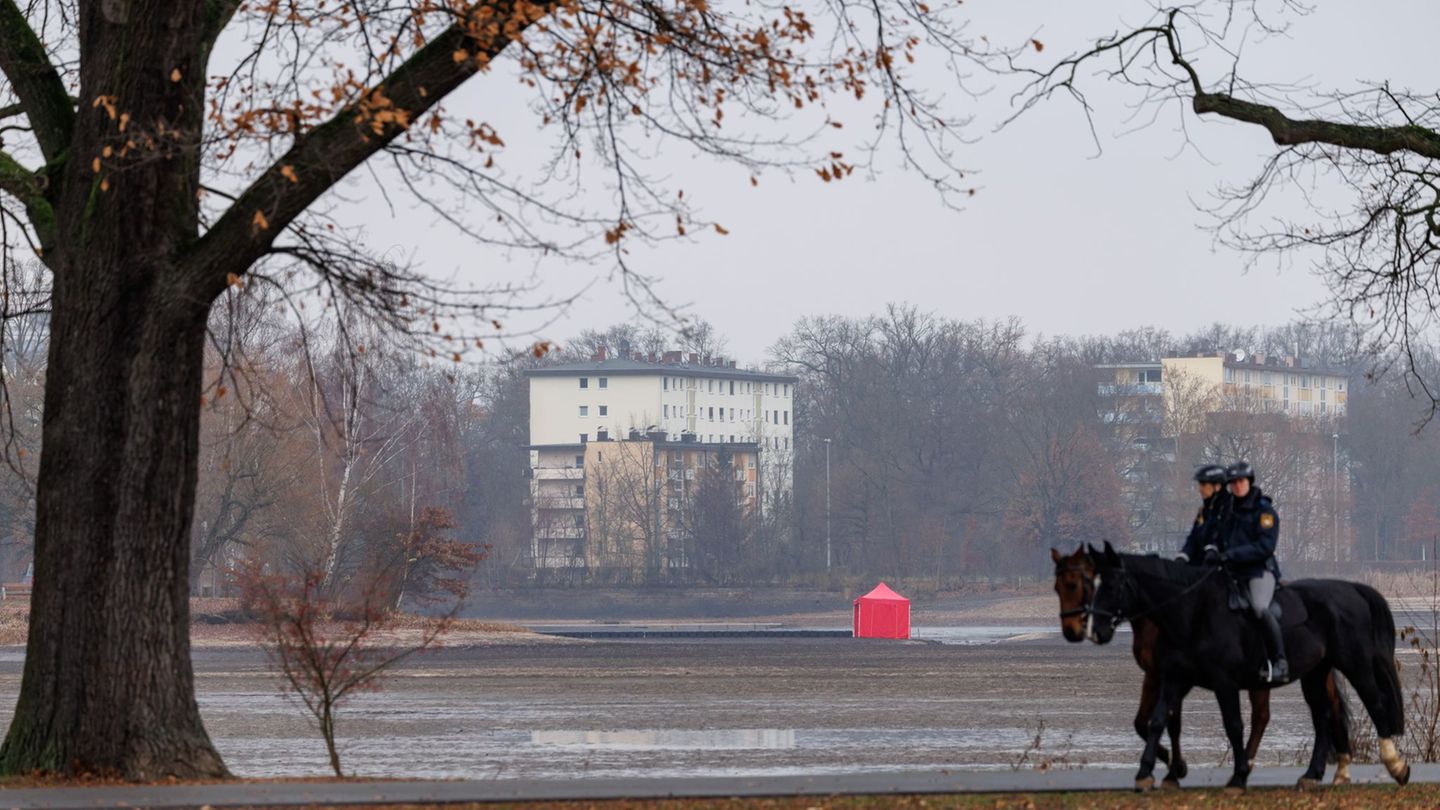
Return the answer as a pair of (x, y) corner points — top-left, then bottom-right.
(784, 410), (789, 425)
(729, 381), (735, 395)
(748, 457), (756, 469)
(729, 434), (735, 442)
(579, 405), (589, 417)
(664, 404), (669, 418)
(574, 484), (583, 496)
(599, 377), (608, 389)
(1243, 370), (1251, 384)
(1320, 389), (1327, 403)
(574, 455), (584, 467)
(784, 384), (790, 397)
(663, 377), (669, 391)
(579, 433), (587, 443)
(709, 407), (715, 420)
(599, 405), (608, 416)
(1337, 380), (1345, 391)
(784, 437), (790, 450)
(1224, 368), (1235, 383)
(672, 449), (681, 463)
(573, 514), (584, 528)
(579, 377), (589, 389)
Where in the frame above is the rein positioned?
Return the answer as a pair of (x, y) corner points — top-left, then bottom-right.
(1056, 557), (1220, 632)
(1109, 562), (1220, 624)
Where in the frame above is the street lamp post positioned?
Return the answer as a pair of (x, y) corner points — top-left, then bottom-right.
(1332, 432), (1340, 564)
(824, 438), (832, 570)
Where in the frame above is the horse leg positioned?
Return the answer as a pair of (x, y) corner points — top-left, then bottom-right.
(1244, 688), (1269, 769)
(1136, 670), (1171, 766)
(1163, 682), (1192, 787)
(1135, 677), (1178, 791)
(1297, 669), (1333, 788)
(1327, 671), (1353, 785)
(1216, 688), (1251, 792)
(1339, 655), (1410, 785)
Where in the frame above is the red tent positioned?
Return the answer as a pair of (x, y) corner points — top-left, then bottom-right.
(852, 582), (911, 639)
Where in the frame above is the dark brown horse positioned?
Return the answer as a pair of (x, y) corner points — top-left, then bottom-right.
(1051, 546), (1353, 786)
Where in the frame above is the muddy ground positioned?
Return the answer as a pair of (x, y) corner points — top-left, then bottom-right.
(0, 633), (1325, 781)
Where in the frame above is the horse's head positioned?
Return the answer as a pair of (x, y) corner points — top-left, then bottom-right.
(1085, 541), (1137, 645)
(1051, 545), (1095, 643)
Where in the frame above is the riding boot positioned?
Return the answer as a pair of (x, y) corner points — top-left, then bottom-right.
(1259, 609), (1288, 683)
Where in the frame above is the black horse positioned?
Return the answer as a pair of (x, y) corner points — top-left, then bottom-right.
(1084, 542), (1408, 792)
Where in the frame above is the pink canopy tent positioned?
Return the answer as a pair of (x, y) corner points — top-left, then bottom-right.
(852, 582), (911, 639)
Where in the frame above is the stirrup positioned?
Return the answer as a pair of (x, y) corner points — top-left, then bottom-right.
(1261, 660), (1289, 684)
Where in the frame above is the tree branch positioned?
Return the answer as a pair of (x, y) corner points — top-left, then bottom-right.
(1191, 90), (1440, 161)
(0, 0), (74, 162)
(184, 2), (539, 296)
(0, 150), (54, 247)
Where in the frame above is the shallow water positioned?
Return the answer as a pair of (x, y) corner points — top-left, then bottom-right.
(0, 635), (1320, 781)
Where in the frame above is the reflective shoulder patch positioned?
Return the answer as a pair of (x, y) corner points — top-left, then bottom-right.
(1260, 513), (1276, 529)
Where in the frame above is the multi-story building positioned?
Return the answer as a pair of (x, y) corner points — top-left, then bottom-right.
(526, 349), (797, 575)
(1097, 352), (1349, 553)
(1098, 351), (1348, 434)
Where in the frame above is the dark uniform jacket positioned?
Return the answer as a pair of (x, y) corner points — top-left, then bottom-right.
(1217, 487), (1281, 580)
(1180, 492), (1230, 565)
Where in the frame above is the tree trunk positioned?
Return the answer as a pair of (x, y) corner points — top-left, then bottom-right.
(0, 260), (227, 778)
(0, 0), (225, 774)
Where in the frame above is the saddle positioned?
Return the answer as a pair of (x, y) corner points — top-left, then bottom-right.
(1225, 576), (1307, 628)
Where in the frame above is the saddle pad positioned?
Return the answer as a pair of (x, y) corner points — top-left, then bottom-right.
(1227, 583), (1307, 628)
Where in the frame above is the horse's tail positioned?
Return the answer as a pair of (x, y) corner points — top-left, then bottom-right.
(1330, 671), (1353, 759)
(1358, 583), (1405, 737)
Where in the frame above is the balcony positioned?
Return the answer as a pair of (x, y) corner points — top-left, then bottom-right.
(537, 497), (586, 510)
(536, 527), (586, 540)
(1098, 383), (1163, 397)
(534, 467), (585, 480)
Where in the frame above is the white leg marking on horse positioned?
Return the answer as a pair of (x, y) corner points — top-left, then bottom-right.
(1380, 738), (1408, 781)
(1334, 753), (1352, 784)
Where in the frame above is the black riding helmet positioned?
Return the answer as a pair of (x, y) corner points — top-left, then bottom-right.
(1225, 461), (1256, 483)
(1193, 464), (1227, 484)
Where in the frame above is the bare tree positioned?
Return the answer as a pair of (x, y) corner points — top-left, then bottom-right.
(1006, 1), (1440, 418)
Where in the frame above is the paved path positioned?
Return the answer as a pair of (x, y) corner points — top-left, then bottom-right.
(1, 765), (1434, 808)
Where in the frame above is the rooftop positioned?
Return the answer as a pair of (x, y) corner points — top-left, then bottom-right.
(526, 353), (798, 384)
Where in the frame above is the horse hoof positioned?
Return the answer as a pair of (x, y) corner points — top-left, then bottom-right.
(1135, 777), (1155, 792)
(1333, 771), (1351, 786)
(1397, 764), (1411, 786)
(1169, 761), (1188, 781)
(1296, 777), (1320, 791)
(1161, 778), (1181, 791)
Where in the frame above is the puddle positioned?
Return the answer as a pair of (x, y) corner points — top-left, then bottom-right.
(532, 729), (796, 750)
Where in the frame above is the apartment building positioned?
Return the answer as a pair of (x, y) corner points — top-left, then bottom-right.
(526, 349), (797, 573)
(1097, 351), (1350, 553)
(1098, 351), (1348, 432)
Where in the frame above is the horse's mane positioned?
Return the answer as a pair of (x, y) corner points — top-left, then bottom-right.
(1111, 552), (1215, 587)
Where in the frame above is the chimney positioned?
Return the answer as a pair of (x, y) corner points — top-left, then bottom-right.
(593, 345), (608, 361)
(663, 350), (682, 364)
(687, 353), (699, 365)
(729, 360), (737, 369)
(1253, 352), (1266, 365)
(596, 428), (609, 442)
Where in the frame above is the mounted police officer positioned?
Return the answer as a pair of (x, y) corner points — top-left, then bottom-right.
(1211, 461), (1286, 683)
(1176, 464), (1229, 566)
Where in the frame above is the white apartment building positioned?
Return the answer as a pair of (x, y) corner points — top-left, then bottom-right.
(526, 349), (798, 570)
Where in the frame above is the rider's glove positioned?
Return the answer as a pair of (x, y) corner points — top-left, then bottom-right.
(1203, 545), (1222, 565)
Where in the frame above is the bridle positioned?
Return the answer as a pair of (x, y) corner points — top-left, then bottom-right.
(1055, 561), (1117, 637)
(1056, 556), (1220, 637)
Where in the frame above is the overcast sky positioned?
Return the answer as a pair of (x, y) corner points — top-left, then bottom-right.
(340, 2), (1438, 362)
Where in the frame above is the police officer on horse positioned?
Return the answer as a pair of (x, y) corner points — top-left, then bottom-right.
(1177, 464), (1229, 565)
(1208, 461), (1286, 683)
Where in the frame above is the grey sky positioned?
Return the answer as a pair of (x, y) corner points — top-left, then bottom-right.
(346, 2), (1437, 361)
